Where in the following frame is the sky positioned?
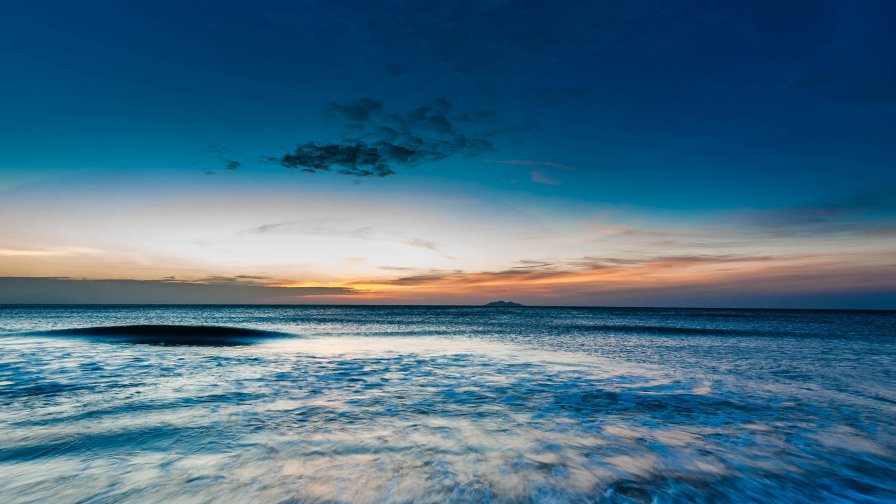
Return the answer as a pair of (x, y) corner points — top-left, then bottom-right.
(1, 0), (895, 308)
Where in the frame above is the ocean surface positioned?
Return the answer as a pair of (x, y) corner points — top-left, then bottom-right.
(1, 305), (894, 503)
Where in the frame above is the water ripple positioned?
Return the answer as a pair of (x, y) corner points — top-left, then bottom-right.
(0, 307), (894, 503)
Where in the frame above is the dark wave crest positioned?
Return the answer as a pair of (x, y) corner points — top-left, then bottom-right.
(24, 325), (293, 346)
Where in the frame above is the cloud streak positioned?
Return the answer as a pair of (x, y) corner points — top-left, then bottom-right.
(0, 246), (104, 257)
(487, 159), (575, 170)
(352, 253), (828, 292)
(530, 170), (560, 185)
(0, 277), (355, 304)
(240, 219), (449, 256)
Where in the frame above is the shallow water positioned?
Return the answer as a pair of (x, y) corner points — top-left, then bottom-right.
(1, 306), (895, 503)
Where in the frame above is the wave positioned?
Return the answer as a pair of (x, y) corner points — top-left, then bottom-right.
(20, 324), (293, 346)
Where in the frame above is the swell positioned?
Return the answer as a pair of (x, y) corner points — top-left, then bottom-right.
(20, 324), (293, 346)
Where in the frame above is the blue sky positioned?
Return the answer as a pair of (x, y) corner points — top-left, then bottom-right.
(1, 1), (895, 307)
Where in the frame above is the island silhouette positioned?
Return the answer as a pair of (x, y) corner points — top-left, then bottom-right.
(483, 300), (524, 307)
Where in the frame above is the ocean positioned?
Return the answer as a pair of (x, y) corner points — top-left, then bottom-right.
(1, 305), (894, 503)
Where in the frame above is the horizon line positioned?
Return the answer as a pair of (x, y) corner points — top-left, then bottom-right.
(1, 303), (893, 313)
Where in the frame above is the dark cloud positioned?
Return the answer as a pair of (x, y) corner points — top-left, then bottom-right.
(277, 142), (397, 177)
(273, 98), (495, 177)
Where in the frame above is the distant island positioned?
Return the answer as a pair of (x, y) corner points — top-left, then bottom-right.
(483, 301), (524, 307)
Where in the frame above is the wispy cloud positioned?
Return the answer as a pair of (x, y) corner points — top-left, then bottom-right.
(208, 142), (244, 172)
(732, 207), (841, 229)
(0, 249), (60, 257)
(194, 274), (276, 285)
(485, 159), (574, 186)
(354, 253), (816, 290)
(530, 170), (561, 186)
(240, 219), (449, 256)
(488, 159), (576, 170)
(863, 226), (896, 237)
(0, 246), (104, 257)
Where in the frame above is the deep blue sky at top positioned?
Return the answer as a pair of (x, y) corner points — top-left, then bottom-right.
(2, 0), (895, 211)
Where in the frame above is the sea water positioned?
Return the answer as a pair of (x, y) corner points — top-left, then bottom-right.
(1, 305), (894, 503)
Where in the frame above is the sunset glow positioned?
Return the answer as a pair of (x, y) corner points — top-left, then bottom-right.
(1, 1), (894, 308)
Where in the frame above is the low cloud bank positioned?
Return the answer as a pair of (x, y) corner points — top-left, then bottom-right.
(0, 277), (354, 304)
